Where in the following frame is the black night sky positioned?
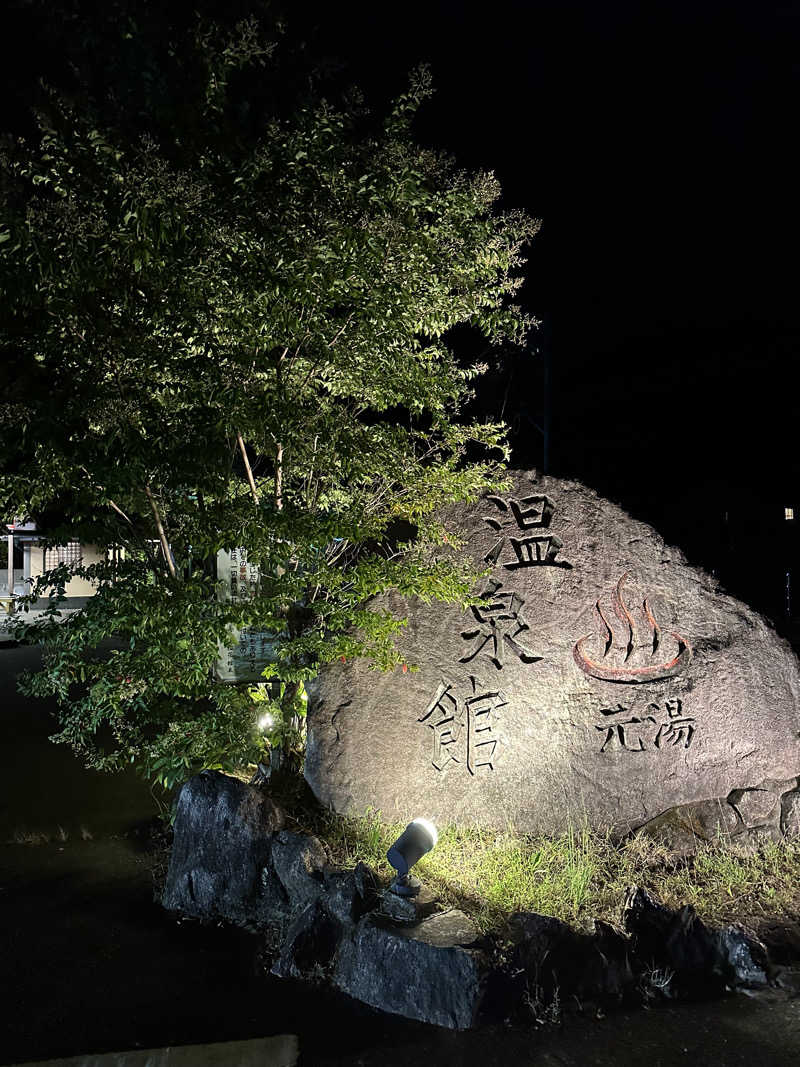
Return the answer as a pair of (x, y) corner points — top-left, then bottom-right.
(291, 0), (800, 622)
(4, 0), (800, 619)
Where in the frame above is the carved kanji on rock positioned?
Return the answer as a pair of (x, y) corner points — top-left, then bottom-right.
(460, 579), (541, 669)
(417, 680), (461, 771)
(305, 471), (800, 835)
(483, 494), (570, 570)
(594, 698), (696, 753)
(418, 676), (508, 775)
(651, 699), (695, 749)
(596, 715), (658, 752)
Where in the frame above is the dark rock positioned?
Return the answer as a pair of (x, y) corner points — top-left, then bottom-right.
(411, 884), (444, 920)
(161, 770), (284, 927)
(322, 861), (379, 923)
(332, 909), (484, 1029)
(508, 911), (634, 1013)
(624, 887), (769, 995)
(306, 471), (800, 835)
(271, 897), (344, 979)
(591, 920), (637, 1002)
(374, 888), (418, 924)
(269, 830), (327, 909)
(259, 858), (291, 920)
(371, 885), (441, 925)
(407, 908), (480, 946)
(712, 924), (770, 988)
(353, 858), (379, 898)
(625, 887), (717, 994)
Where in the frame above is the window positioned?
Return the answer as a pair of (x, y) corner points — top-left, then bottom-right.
(786, 508), (795, 521)
(44, 541), (83, 569)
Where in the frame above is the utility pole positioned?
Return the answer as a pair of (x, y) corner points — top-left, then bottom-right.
(542, 336), (551, 475)
(528, 316), (552, 474)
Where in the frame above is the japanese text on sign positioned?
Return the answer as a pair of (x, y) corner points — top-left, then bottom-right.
(215, 547), (276, 684)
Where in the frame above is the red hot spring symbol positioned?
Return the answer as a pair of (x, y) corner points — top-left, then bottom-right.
(572, 572), (692, 684)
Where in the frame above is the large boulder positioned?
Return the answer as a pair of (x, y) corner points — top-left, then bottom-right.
(305, 471), (800, 834)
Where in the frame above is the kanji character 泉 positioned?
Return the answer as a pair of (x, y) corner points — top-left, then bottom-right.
(460, 580), (541, 669)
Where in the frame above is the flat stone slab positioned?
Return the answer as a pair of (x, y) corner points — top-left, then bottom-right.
(332, 909), (484, 1029)
(306, 471), (800, 833)
(23, 1035), (299, 1067)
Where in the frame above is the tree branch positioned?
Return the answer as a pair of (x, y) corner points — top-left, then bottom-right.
(144, 485), (177, 579)
(237, 431), (259, 504)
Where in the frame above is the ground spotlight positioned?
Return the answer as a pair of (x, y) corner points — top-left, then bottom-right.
(387, 818), (438, 897)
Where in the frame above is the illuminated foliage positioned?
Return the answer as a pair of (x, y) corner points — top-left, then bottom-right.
(0, 20), (538, 787)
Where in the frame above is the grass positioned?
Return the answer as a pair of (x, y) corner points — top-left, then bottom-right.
(306, 803), (800, 935)
(9, 828), (53, 845)
(7, 823), (94, 845)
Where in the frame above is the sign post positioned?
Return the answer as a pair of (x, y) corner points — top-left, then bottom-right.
(2, 524), (14, 614)
(214, 547), (277, 683)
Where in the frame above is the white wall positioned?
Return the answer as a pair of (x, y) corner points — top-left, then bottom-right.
(29, 543), (107, 597)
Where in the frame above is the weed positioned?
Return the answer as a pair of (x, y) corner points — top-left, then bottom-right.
(9, 828), (51, 845)
(639, 966), (675, 1002)
(524, 981), (561, 1026)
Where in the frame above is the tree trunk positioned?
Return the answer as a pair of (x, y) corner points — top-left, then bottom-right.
(275, 442), (283, 511)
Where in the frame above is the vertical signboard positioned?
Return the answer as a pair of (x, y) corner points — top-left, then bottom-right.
(215, 547), (277, 683)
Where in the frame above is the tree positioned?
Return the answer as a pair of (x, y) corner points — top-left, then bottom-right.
(0, 20), (539, 789)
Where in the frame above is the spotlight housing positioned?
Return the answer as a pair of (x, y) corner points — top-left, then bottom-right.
(386, 818), (438, 897)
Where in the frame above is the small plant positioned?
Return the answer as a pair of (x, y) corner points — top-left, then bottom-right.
(639, 966), (675, 1002)
(564, 824), (595, 918)
(523, 980), (561, 1027)
(10, 828), (51, 845)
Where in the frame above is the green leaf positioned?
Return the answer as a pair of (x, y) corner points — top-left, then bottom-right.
(0, 31), (535, 789)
